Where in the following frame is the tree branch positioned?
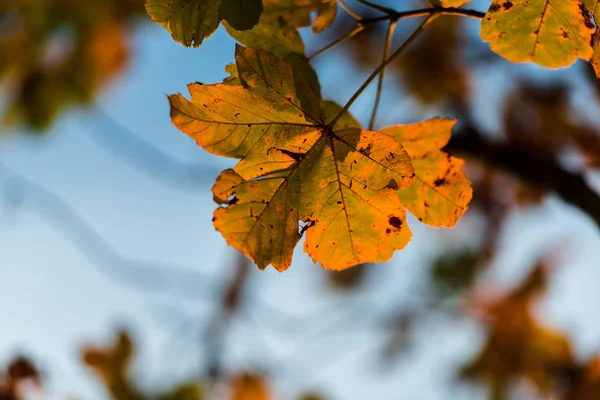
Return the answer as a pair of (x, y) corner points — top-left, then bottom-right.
(329, 13), (439, 128)
(446, 125), (600, 229)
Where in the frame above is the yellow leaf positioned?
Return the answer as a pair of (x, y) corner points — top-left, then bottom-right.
(480, 0), (595, 68)
(170, 46), (472, 271)
(381, 118), (472, 227)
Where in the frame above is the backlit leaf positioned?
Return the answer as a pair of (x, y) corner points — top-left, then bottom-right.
(170, 45), (473, 270)
(381, 118), (472, 227)
(480, 0), (595, 68)
(170, 46), (425, 270)
(145, 0), (221, 47)
(262, 0), (338, 33)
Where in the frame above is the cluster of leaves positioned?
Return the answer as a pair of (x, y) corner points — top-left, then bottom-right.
(0, 0), (143, 129)
(141, 0), (600, 271)
(147, 0), (476, 271)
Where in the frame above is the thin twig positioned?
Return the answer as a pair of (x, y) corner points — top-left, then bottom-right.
(355, 0), (397, 15)
(337, 0), (362, 20)
(328, 13), (440, 128)
(309, 24), (365, 60)
(368, 19), (397, 130)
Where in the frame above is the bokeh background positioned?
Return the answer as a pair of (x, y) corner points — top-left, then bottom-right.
(2, 0), (600, 399)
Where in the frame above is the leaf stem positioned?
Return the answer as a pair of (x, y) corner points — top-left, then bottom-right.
(368, 19), (397, 130)
(309, 24), (365, 60)
(328, 13), (440, 129)
(337, 0), (362, 21)
(355, 0), (397, 15)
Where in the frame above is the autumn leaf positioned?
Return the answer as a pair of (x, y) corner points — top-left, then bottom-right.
(480, 0), (595, 68)
(170, 45), (419, 270)
(261, 0), (337, 33)
(381, 118), (472, 227)
(170, 45), (471, 271)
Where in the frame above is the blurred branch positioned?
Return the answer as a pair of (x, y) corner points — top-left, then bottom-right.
(0, 162), (218, 298)
(82, 107), (221, 190)
(447, 125), (600, 229)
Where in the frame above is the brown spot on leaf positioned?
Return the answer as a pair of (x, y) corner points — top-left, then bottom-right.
(389, 216), (403, 229)
(502, 1), (513, 10)
(434, 178), (447, 187)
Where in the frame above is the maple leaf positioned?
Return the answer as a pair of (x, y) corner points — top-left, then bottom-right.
(480, 0), (595, 68)
(170, 45), (471, 271)
(261, 0), (337, 33)
(145, 0), (262, 47)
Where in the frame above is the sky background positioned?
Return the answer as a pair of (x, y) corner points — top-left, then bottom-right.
(1, 1), (600, 399)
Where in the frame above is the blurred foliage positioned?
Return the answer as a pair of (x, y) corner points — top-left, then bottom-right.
(430, 249), (481, 297)
(0, 356), (40, 400)
(0, 0), (144, 130)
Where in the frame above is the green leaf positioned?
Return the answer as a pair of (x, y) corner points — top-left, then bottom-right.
(480, 0), (595, 68)
(145, 0), (221, 47)
(262, 0), (338, 33)
(219, 0), (263, 31)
